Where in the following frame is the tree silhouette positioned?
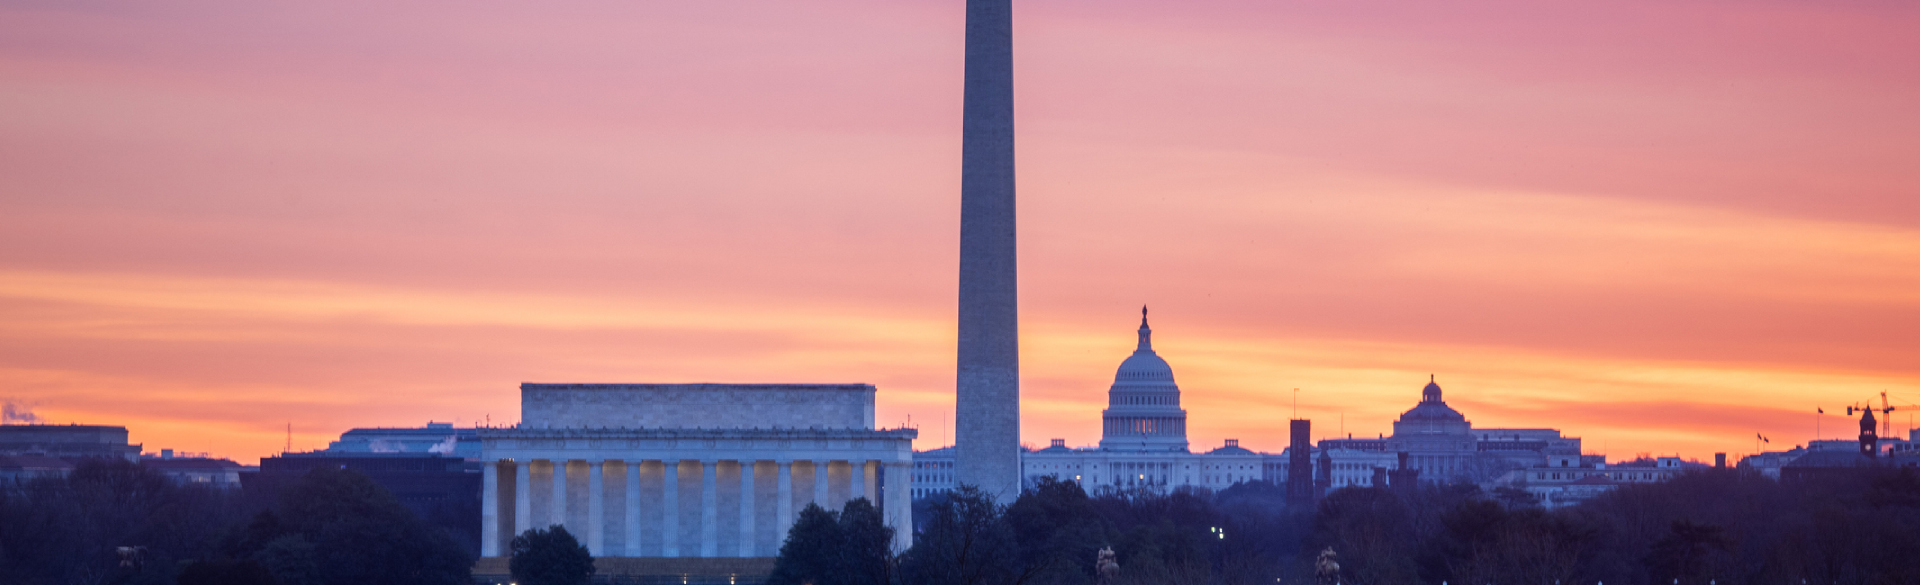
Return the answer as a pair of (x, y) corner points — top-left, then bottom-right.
(508, 525), (594, 585)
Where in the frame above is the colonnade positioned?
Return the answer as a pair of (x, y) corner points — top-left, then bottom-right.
(481, 458), (904, 558)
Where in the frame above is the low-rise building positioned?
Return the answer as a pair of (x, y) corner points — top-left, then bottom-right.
(0, 424), (140, 462)
(1494, 457), (1689, 508)
(325, 422), (481, 460)
(142, 450), (244, 488)
(0, 454), (73, 484)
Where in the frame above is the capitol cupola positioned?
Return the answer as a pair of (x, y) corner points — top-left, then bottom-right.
(1099, 307), (1190, 452)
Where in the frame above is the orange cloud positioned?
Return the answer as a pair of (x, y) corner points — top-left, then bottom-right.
(0, 0), (1916, 466)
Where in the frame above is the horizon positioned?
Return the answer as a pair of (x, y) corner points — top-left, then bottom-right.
(3, 0), (1918, 466)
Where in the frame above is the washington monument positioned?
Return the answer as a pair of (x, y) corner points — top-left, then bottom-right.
(954, 0), (1022, 500)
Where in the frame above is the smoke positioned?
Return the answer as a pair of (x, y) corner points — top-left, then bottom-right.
(428, 436), (458, 455)
(368, 439), (401, 453)
(2, 399), (42, 424)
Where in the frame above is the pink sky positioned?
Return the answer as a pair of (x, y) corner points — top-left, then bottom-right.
(2, 0), (1916, 464)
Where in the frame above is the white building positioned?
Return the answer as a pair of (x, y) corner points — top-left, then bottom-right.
(916, 314), (1588, 499)
(1015, 314), (1266, 494)
(916, 314), (1387, 497)
(1492, 456), (1688, 508)
(326, 422), (481, 460)
(476, 383), (916, 566)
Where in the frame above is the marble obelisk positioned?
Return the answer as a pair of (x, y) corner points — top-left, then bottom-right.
(954, 0), (1021, 501)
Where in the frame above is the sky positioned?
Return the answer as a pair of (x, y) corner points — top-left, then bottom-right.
(1, 0), (1916, 465)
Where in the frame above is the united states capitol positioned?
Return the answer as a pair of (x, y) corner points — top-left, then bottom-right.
(911, 309), (1609, 503)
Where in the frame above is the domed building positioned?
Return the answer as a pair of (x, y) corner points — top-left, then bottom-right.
(1322, 376), (1584, 484)
(911, 309), (1263, 496)
(1099, 310), (1189, 452)
(1381, 376), (1476, 479)
(911, 311), (1587, 498)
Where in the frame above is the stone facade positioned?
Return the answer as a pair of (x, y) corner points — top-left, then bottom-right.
(479, 384), (914, 563)
(0, 424), (141, 462)
(522, 384), (874, 430)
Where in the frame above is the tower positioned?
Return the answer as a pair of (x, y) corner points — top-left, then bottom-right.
(1099, 308), (1189, 452)
(1286, 419), (1314, 507)
(953, 0), (1021, 500)
(1860, 406), (1879, 458)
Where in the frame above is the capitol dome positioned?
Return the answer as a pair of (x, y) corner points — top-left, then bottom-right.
(1100, 307), (1189, 452)
(1112, 327), (1176, 385)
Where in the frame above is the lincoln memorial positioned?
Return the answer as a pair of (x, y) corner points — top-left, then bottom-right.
(476, 383), (916, 565)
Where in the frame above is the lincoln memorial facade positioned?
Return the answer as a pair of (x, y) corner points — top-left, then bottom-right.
(476, 383), (916, 560)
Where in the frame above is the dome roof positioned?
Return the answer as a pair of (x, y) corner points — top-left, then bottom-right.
(1400, 401), (1466, 423)
(1400, 376), (1465, 423)
(1113, 309), (1176, 385)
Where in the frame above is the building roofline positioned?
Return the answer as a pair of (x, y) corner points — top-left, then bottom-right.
(520, 383), (876, 391)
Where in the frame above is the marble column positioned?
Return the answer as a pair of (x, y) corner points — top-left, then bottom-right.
(884, 461), (913, 551)
(849, 460), (866, 503)
(481, 461), (499, 556)
(625, 461), (642, 556)
(739, 460), (756, 557)
(700, 460), (718, 557)
(587, 461), (604, 554)
(551, 460), (569, 533)
(813, 460), (830, 509)
(776, 460), (793, 540)
(662, 460), (679, 557)
(514, 462), (531, 538)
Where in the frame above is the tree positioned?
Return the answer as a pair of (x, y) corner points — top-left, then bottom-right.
(1004, 477), (1110, 585)
(769, 503), (846, 585)
(1419, 499), (1594, 585)
(223, 466), (472, 585)
(837, 498), (896, 585)
(899, 485), (1020, 585)
(177, 558), (281, 585)
(509, 526), (594, 585)
(1490, 485), (1538, 509)
(768, 498), (898, 585)
(1310, 487), (1417, 585)
(1645, 519), (1733, 584)
(0, 458), (244, 585)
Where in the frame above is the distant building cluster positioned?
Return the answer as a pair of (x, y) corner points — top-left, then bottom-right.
(1742, 404), (1919, 481)
(912, 315), (1730, 508)
(0, 423), (247, 488)
(5, 313), (1916, 585)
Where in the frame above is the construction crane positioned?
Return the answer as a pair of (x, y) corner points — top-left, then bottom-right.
(1882, 392), (1898, 441)
(1887, 393), (1920, 445)
(1845, 396), (1897, 451)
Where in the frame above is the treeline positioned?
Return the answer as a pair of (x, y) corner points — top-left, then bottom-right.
(776, 467), (1920, 585)
(0, 458), (472, 585)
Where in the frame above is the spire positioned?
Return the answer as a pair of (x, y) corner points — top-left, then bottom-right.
(1137, 306), (1153, 352)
